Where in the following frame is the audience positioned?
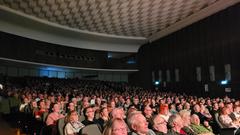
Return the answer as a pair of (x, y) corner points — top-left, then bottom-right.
(1, 76), (240, 135)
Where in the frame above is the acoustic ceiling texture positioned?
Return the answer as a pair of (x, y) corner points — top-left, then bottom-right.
(0, 0), (239, 52)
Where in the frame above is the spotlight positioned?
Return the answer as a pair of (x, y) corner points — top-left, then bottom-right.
(221, 80), (228, 85)
(154, 81), (160, 85)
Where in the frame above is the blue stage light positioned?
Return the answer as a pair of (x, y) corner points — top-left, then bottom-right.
(221, 80), (228, 85)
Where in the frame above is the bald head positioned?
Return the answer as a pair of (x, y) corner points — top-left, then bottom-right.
(191, 114), (200, 125)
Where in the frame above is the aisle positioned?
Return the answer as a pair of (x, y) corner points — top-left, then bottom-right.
(0, 115), (20, 135)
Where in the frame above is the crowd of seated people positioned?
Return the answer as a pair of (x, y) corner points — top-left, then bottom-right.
(0, 77), (240, 135)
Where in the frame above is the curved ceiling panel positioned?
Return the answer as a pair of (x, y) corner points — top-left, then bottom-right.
(0, 0), (239, 52)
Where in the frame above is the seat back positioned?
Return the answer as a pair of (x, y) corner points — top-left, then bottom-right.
(215, 113), (224, 128)
(57, 118), (66, 135)
(79, 115), (85, 122)
(42, 112), (49, 124)
(95, 112), (100, 119)
(40, 126), (52, 135)
(80, 124), (101, 135)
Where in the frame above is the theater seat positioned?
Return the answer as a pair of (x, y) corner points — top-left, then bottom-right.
(42, 112), (49, 124)
(80, 124), (101, 135)
(79, 115), (85, 122)
(40, 125), (52, 135)
(95, 112), (100, 119)
(57, 118), (66, 135)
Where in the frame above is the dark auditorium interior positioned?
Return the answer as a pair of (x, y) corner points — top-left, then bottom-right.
(1, 0), (240, 135)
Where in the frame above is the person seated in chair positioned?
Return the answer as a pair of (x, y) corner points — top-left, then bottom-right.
(66, 102), (76, 115)
(144, 105), (154, 129)
(127, 111), (155, 135)
(159, 104), (171, 122)
(111, 107), (126, 120)
(97, 107), (109, 131)
(152, 114), (167, 135)
(35, 100), (47, 120)
(219, 107), (240, 128)
(179, 110), (197, 135)
(19, 97), (29, 113)
(190, 114), (214, 135)
(167, 114), (184, 135)
(230, 105), (240, 123)
(45, 103), (65, 135)
(64, 111), (85, 135)
(46, 103), (65, 126)
(103, 118), (128, 135)
(82, 106), (98, 126)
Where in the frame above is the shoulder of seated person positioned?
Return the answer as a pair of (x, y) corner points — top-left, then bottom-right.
(148, 129), (157, 135)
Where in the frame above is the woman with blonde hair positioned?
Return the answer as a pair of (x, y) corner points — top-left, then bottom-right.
(103, 118), (128, 135)
(64, 111), (85, 135)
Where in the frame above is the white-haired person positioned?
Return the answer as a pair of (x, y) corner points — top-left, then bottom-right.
(127, 111), (156, 135)
(103, 118), (128, 135)
(111, 107), (126, 120)
(179, 110), (197, 135)
(152, 114), (167, 135)
(167, 114), (184, 135)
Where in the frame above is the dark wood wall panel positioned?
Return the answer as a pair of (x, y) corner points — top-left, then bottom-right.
(131, 3), (240, 97)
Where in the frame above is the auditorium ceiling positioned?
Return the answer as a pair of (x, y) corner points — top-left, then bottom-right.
(0, 0), (239, 52)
